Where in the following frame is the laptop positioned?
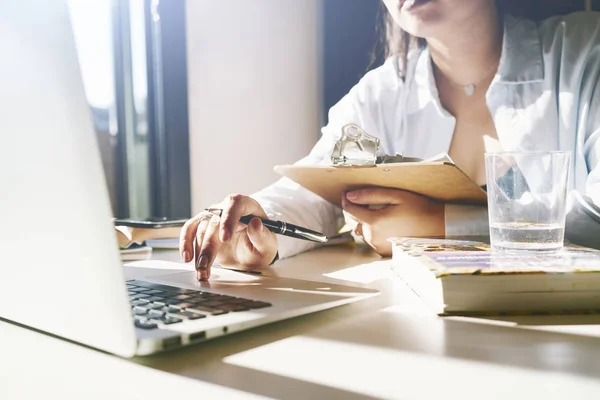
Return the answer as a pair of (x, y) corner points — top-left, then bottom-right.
(0, 0), (378, 357)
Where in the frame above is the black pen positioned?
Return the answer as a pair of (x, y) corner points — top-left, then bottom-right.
(205, 208), (329, 243)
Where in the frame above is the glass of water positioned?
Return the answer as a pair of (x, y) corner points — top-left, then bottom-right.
(484, 151), (571, 252)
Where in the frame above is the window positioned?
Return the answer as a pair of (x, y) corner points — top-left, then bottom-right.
(68, 0), (190, 219)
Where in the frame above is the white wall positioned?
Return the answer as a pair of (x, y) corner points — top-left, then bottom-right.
(186, 0), (322, 214)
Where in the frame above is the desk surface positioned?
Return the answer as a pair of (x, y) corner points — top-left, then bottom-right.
(3, 244), (600, 399)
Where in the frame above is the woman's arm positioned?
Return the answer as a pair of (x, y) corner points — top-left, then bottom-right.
(444, 204), (489, 236)
(565, 192), (600, 249)
(566, 40), (600, 249)
(251, 57), (406, 259)
(250, 128), (343, 259)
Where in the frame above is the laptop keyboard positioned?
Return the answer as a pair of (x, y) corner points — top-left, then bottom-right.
(127, 280), (272, 330)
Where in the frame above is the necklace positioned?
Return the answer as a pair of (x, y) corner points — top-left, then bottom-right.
(435, 61), (498, 97)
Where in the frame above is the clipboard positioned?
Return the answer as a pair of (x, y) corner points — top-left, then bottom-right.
(274, 161), (487, 207)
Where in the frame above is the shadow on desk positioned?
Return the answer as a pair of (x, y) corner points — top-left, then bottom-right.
(134, 292), (390, 400)
(133, 308), (600, 399)
(132, 247), (398, 399)
(133, 246), (600, 399)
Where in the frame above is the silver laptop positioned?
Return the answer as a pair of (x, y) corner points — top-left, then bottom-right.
(0, 0), (378, 357)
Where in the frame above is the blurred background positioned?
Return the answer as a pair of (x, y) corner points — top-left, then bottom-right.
(68, 0), (599, 220)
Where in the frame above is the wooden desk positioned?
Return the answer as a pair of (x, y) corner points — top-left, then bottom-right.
(2, 244), (600, 399)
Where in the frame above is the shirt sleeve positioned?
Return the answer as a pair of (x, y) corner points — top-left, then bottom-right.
(565, 36), (600, 249)
(250, 70), (380, 259)
(250, 57), (404, 259)
(250, 130), (343, 259)
(444, 204), (489, 237)
(250, 178), (341, 259)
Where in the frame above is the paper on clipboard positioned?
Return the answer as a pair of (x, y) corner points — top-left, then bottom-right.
(274, 124), (487, 208)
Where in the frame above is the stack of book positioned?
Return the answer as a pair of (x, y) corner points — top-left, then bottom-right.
(115, 218), (186, 261)
(119, 242), (152, 261)
(388, 238), (600, 315)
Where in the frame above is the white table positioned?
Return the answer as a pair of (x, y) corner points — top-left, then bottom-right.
(3, 244), (600, 399)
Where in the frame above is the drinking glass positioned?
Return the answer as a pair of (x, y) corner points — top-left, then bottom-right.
(484, 151), (571, 252)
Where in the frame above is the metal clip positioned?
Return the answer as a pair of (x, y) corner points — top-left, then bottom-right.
(330, 124), (415, 166)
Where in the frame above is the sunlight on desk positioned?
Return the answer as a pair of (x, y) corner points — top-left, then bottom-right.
(382, 303), (438, 317)
(323, 260), (396, 284)
(267, 287), (367, 297)
(447, 315), (600, 339)
(224, 334), (600, 399)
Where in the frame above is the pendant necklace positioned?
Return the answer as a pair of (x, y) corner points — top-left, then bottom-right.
(436, 61), (498, 97)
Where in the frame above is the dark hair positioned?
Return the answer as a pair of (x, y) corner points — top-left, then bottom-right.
(368, 3), (426, 78)
(370, 0), (587, 78)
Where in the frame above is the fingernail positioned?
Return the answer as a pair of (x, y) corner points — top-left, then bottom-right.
(182, 250), (191, 263)
(196, 269), (203, 281)
(346, 191), (358, 200)
(196, 255), (208, 271)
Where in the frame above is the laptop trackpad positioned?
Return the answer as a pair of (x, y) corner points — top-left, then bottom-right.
(124, 261), (262, 285)
(126, 260), (378, 304)
(123, 260), (194, 281)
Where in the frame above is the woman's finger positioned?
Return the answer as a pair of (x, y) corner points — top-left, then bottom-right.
(219, 194), (266, 242)
(341, 195), (381, 222)
(197, 213), (222, 281)
(246, 217), (276, 255)
(345, 188), (414, 205)
(232, 217), (277, 268)
(194, 213), (211, 251)
(193, 214), (212, 278)
(179, 214), (202, 262)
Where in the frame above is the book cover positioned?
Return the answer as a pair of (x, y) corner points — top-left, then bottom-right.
(390, 237), (600, 277)
(119, 242), (152, 261)
(388, 237), (600, 315)
(115, 225), (181, 248)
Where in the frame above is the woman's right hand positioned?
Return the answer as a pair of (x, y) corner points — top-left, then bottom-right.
(179, 194), (278, 281)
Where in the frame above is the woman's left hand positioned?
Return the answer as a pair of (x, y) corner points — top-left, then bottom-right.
(342, 188), (445, 256)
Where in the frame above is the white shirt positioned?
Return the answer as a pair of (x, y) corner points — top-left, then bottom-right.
(253, 12), (600, 258)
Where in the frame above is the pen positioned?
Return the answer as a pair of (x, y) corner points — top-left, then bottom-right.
(204, 208), (328, 243)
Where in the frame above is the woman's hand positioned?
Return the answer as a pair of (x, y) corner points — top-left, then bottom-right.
(179, 194), (278, 281)
(342, 188), (445, 256)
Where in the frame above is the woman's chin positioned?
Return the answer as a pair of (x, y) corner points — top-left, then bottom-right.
(398, 16), (439, 38)
(398, 8), (445, 38)
(392, 0), (447, 38)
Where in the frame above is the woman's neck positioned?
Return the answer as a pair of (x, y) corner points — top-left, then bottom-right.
(427, 6), (502, 87)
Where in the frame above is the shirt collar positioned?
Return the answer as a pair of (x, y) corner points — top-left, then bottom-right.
(407, 13), (545, 113)
(496, 14), (545, 83)
(410, 46), (443, 113)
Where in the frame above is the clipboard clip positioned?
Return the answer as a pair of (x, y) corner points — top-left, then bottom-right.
(330, 124), (421, 166)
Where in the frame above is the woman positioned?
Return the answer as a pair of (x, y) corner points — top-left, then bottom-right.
(181, 0), (600, 280)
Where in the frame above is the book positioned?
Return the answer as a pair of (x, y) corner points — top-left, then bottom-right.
(388, 237), (600, 315)
(145, 238), (180, 249)
(119, 242), (152, 261)
(115, 225), (182, 248)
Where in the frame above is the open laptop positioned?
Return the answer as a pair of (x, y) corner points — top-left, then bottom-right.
(0, 0), (378, 357)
